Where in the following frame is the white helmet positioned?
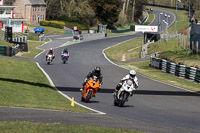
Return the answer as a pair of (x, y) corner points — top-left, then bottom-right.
(129, 70), (136, 78)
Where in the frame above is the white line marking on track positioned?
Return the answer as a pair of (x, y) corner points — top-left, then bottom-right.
(36, 62), (106, 115)
(0, 105), (101, 115)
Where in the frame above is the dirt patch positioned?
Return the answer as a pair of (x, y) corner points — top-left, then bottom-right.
(128, 46), (141, 52)
(122, 54), (126, 61)
(15, 51), (30, 57)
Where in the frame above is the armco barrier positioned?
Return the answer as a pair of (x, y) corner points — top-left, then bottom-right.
(150, 56), (200, 84)
(0, 46), (18, 56)
(0, 46), (5, 55)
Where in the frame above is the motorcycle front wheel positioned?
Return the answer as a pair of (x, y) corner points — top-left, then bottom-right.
(85, 90), (92, 103)
(114, 99), (119, 106)
(119, 92), (128, 107)
(81, 96), (85, 102)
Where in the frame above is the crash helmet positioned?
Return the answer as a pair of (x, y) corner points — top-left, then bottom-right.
(49, 48), (53, 53)
(129, 70), (136, 78)
(64, 48), (68, 52)
(94, 66), (101, 76)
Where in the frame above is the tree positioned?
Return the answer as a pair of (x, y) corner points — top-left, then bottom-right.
(122, 0), (126, 14)
(44, 0), (96, 26)
(45, 0), (61, 20)
(4, 0), (16, 5)
(89, 0), (122, 28)
(68, 0), (96, 26)
(131, 0), (136, 21)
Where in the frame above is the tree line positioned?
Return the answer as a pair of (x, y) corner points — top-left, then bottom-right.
(4, 0), (147, 28)
(44, 0), (147, 29)
(4, 0), (200, 28)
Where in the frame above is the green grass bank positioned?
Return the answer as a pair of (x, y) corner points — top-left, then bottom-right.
(104, 7), (200, 92)
(0, 57), (92, 113)
(0, 121), (144, 133)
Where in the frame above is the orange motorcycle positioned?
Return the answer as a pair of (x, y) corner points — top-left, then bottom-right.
(81, 76), (100, 103)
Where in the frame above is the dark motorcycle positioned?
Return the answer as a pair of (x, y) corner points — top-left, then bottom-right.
(62, 53), (69, 64)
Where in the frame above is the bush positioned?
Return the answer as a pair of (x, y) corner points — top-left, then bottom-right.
(58, 14), (80, 23)
(40, 21), (65, 29)
(27, 34), (39, 41)
(40, 20), (89, 30)
(65, 22), (89, 30)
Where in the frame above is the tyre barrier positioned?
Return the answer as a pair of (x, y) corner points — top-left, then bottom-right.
(0, 46), (19, 56)
(150, 56), (200, 84)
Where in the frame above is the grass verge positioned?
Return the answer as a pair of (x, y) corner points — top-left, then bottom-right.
(144, 11), (155, 25)
(0, 121), (144, 133)
(0, 41), (15, 47)
(25, 24), (66, 35)
(107, 23), (136, 37)
(104, 7), (200, 92)
(19, 41), (44, 58)
(105, 37), (143, 62)
(0, 57), (92, 113)
(147, 6), (200, 68)
(17, 38), (50, 58)
(151, 6), (188, 33)
(148, 38), (200, 68)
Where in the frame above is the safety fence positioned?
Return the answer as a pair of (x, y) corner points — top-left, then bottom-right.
(0, 45), (18, 56)
(64, 26), (73, 36)
(140, 10), (149, 25)
(150, 56), (200, 84)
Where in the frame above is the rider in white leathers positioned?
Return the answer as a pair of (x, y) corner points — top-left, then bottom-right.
(114, 70), (138, 96)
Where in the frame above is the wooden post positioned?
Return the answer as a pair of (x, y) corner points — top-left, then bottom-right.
(183, 35), (185, 49)
(192, 41), (194, 54)
(181, 35), (183, 48)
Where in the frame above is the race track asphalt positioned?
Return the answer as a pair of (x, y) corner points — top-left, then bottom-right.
(1, 9), (200, 133)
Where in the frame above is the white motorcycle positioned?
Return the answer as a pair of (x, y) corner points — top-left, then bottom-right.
(47, 54), (53, 65)
(113, 79), (136, 107)
(61, 53), (69, 64)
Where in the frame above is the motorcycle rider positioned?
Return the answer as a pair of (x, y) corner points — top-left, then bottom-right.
(46, 48), (55, 61)
(114, 70), (138, 96)
(61, 48), (69, 58)
(80, 66), (103, 92)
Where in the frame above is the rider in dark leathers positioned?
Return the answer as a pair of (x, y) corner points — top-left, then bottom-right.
(80, 66), (103, 92)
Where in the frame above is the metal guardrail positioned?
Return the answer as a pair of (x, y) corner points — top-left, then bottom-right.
(12, 36), (27, 43)
(150, 56), (200, 84)
(0, 46), (19, 56)
(140, 10), (149, 25)
(64, 26), (73, 35)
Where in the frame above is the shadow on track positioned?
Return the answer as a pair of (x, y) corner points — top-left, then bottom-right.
(0, 77), (52, 88)
(56, 86), (200, 96)
(56, 86), (115, 93)
(135, 90), (200, 96)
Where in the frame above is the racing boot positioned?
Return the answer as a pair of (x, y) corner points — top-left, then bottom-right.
(80, 88), (83, 92)
(113, 89), (118, 96)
